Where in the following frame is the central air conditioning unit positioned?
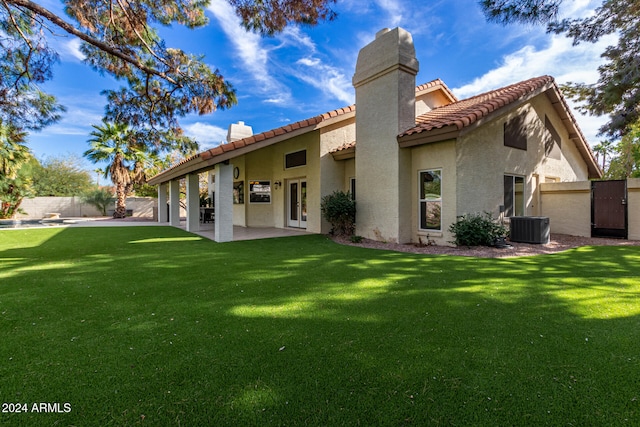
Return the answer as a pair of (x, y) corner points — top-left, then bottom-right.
(509, 216), (550, 244)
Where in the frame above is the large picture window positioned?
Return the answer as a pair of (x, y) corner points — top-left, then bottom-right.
(419, 170), (442, 231)
(504, 175), (525, 217)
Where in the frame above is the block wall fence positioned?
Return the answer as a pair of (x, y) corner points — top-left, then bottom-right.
(540, 178), (640, 241)
(16, 197), (158, 220)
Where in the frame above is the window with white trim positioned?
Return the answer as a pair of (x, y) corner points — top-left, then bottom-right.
(419, 170), (442, 231)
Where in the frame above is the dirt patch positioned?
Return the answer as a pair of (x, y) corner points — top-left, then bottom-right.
(332, 234), (640, 258)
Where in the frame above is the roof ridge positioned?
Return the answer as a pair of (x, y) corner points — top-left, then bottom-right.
(406, 75), (555, 135)
(416, 78), (458, 102)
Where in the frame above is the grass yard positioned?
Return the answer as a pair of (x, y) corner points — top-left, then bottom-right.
(1, 226), (640, 426)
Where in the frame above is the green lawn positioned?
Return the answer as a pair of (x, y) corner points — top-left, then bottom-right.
(1, 226), (640, 426)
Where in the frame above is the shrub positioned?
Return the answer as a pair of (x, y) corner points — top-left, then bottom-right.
(82, 188), (114, 216)
(448, 212), (507, 247)
(321, 191), (356, 236)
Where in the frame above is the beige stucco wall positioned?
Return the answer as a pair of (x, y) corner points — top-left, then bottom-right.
(319, 118), (356, 233)
(240, 130), (322, 232)
(411, 139), (457, 246)
(343, 159), (355, 192)
(415, 89), (452, 116)
(628, 178), (640, 240)
(455, 96), (591, 222)
(539, 181), (591, 237)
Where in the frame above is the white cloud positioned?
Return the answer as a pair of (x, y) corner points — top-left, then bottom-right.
(374, 0), (404, 27)
(297, 57), (321, 67)
(452, 32), (616, 145)
(60, 38), (85, 61)
(207, 0), (290, 102)
(183, 122), (227, 149)
(294, 57), (354, 105)
(279, 26), (317, 51)
(38, 94), (103, 137)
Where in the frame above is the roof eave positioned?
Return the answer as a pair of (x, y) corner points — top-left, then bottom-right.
(398, 125), (460, 147)
(148, 121), (322, 185)
(331, 146), (356, 160)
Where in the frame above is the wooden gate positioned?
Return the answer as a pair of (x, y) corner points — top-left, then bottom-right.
(591, 180), (628, 238)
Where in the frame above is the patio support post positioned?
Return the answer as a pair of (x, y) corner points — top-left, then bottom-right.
(158, 182), (168, 223)
(207, 171), (214, 205)
(186, 173), (200, 232)
(169, 179), (181, 227)
(215, 162), (233, 242)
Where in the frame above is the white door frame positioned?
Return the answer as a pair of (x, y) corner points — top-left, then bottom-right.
(287, 178), (307, 228)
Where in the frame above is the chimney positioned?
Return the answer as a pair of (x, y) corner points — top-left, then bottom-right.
(227, 121), (253, 143)
(352, 27), (419, 243)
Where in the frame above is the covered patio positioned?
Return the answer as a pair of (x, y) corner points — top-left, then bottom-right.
(182, 222), (313, 241)
(64, 218), (313, 241)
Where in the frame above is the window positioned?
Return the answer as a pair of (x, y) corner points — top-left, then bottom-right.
(419, 170), (442, 231)
(233, 181), (244, 204)
(504, 115), (527, 150)
(350, 177), (356, 201)
(285, 150), (306, 169)
(504, 175), (525, 217)
(249, 180), (271, 204)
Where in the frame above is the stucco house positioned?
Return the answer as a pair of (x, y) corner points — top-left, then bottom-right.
(148, 27), (601, 244)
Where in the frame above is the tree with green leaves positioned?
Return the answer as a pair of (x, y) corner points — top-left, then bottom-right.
(84, 120), (149, 218)
(29, 154), (93, 196)
(81, 188), (114, 216)
(0, 122), (33, 218)
(607, 122), (640, 179)
(480, 0), (640, 140)
(1, 0), (337, 151)
(592, 140), (616, 172)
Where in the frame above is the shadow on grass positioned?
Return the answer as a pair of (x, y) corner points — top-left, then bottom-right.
(1, 227), (639, 425)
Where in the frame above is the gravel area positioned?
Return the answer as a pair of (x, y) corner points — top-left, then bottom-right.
(333, 234), (640, 258)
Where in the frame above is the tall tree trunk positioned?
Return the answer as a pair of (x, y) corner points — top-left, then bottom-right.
(114, 183), (127, 218)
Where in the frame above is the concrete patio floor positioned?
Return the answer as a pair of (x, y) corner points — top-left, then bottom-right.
(14, 217), (314, 242)
(183, 221), (313, 241)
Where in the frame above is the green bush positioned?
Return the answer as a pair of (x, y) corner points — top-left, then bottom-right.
(321, 191), (356, 236)
(448, 212), (507, 247)
(82, 188), (114, 216)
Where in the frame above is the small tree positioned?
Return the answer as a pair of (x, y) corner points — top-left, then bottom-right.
(321, 191), (356, 236)
(81, 189), (114, 216)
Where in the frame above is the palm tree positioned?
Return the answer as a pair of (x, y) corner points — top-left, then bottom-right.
(0, 122), (30, 178)
(592, 140), (615, 173)
(0, 122), (32, 218)
(84, 120), (148, 218)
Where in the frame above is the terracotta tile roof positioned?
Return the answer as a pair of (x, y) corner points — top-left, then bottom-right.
(416, 78), (458, 102)
(330, 141), (356, 154)
(148, 105), (356, 184)
(401, 75), (555, 137)
(197, 105), (356, 162)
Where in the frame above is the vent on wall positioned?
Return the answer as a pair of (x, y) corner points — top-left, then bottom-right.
(510, 216), (550, 244)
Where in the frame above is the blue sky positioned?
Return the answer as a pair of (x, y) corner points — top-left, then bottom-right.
(28, 0), (612, 170)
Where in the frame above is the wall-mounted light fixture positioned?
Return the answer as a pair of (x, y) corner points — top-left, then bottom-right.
(274, 181), (282, 189)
